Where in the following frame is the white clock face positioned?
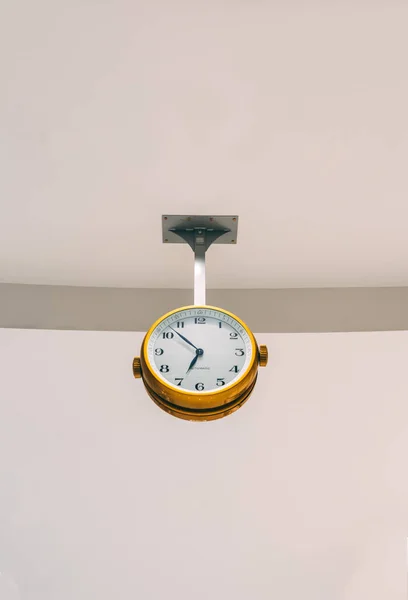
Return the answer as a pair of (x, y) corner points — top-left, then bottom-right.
(146, 307), (254, 393)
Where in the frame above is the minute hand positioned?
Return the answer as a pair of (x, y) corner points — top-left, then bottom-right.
(169, 327), (198, 351)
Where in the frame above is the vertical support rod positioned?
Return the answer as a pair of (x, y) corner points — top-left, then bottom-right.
(194, 230), (206, 306)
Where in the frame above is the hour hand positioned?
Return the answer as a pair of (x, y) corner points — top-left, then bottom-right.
(186, 348), (204, 374)
(186, 353), (199, 374)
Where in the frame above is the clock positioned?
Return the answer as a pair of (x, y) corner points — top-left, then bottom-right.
(133, 304), (268, 421)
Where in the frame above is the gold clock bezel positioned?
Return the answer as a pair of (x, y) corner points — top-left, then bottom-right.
(140, 305), (259, 411)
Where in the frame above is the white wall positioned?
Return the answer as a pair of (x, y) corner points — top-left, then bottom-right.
(0, 328), (407, 599)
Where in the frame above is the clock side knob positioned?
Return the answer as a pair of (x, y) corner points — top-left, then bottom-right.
(133, 357), (142, 378)
(258, 345), (268, 367)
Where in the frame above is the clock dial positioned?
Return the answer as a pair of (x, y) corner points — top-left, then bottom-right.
(146, 307), (254, 393)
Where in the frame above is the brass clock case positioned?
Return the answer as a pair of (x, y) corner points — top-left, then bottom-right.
(143, 373), (258, 421)
(135, 305), (266, 421)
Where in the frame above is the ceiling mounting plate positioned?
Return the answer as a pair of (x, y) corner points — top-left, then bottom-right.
(162, 215), (238, 245)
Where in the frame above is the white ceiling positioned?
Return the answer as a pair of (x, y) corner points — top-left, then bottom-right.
(1, 0), (408, 289)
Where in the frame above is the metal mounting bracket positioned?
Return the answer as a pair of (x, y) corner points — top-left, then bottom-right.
(162, 215), (239, 306)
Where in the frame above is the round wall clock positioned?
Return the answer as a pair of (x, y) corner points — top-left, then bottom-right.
(133, 215), (268, 421)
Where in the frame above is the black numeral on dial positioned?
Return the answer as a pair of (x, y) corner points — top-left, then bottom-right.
(235, 348), (244, 356)
(155, 348), (164, 356)
(216, 378), (225, 386)
(229, 332), (238, 339)
(175, 378), (184, 386)
(195, 317), (206, 324)
(176, 321), (184, 328)
(160, 365), (170, 373)
(163, 332), (174, 339)
(195, 382), (205, 391)
(229, 365), (239, 373)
